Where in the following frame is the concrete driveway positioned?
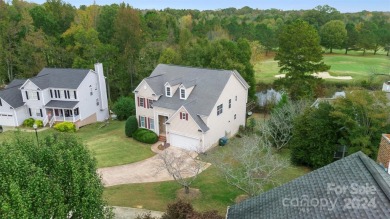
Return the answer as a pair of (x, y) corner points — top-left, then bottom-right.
(97, 143), (211, 187)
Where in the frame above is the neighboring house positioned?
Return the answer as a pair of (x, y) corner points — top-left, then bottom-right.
(227, 151), (390, 218)
(0, 63), (108, 129)
(311, 91), (345, 108)
(134, 64), (249, 151)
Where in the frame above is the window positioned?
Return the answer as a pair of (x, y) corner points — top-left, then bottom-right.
(149, 118), (154, 130)
(180, 88), (186, 99)
(139, 116), (145, 128)
(139, 98), (145, 107)
(74, 108), (79, 116)
(90, 86), (93, 96)
(29, 91), (38, 100)
(96, 98), (100, 106)
(64, 90), (68, 99)
(67, 90), (70, 99)
(36, 109), (42, 117)
(229, 99), (232, 108)
(148, 99), (153, 109)
(166, 86), (171, 97)
(234, 114), (236, 120)
(50, 89), (53, 98)
(54, 90), (60, 98)
(180, 112), (188, 120)
(235, 96), (237, 101)
(217, 104), (223, 116)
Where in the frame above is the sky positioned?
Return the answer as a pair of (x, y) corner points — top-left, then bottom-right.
(29, 0), (390, 12)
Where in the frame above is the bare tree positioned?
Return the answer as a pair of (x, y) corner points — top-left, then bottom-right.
(262, 100), (309, 151)
(212, 135), (288, 197)
(156, 149), (208, 194)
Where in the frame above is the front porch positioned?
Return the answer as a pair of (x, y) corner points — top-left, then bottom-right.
(43, 100), (80, 127)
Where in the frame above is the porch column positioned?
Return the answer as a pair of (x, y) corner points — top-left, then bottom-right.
(72, 109), (75, 122)
(62, 109), (65, 121)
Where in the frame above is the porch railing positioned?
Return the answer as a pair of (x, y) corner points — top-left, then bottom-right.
(49, 116), (55, 127)
(43, 116), (49, 127)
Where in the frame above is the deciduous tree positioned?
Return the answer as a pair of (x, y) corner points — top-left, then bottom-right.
(320, 20), (347, 53)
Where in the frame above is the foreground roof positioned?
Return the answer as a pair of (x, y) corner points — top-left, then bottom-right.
(0, 79), (27, 108)
(227, 151), (390, 219)
(27, 68), (90, 89)
(144, 64), (249, 130)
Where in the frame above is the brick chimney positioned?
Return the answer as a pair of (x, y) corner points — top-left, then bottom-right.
(377, 134), (390, 173)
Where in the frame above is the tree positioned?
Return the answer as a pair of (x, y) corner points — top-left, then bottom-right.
(261, 100), (309, 151)
(331, 89), (390, 158)
(212, 135), (288, 197)
(344, 23), (359, 54)
(275, 19), (329, 78)
(320, 20), (347, 53)
(357, 21), (378, 56)
(0, 133), (113, 218)
(125, 115), (138, 137)
(112, 96), (135, 120)
(290, 103), (339, 168)
(156, 149), (207, 194)
(159, 200), (223, 219)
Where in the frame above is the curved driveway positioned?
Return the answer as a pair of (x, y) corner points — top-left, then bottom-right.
(97, 144), (211, 187)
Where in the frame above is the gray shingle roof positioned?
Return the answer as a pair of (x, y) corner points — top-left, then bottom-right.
(45, 100), (79, 109)
(27, 68), (90, 89)
(227, 151), (390, 219)
(143, 64), (249, 131)
(0, 79), (27, 108)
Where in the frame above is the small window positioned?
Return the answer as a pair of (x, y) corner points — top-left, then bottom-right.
(140, 98), (145, 107)
(148, 99), (153, 109)
(140, 116), (145, 128)
(96, 98), (99, 106)
(180, 112), (188, 120)
(235, 96), (237, 101)
(149, 118), (154, 130)
(217, 104), (223, 116)
(74, 108), (79, 116)
(166, 86), (171, 97)
(36, 109), (42, 117)
(90, 86), (93, 96)
(180, 88), (186, 99)
(229, 99), (231, 108)
(234, 114), (236, 120)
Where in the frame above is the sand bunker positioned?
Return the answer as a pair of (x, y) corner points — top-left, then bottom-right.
(274, 72), (352, 80)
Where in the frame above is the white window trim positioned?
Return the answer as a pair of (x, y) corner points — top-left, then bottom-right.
(149, 118), (154, 130)
(29, 91), (38, 100)
(140, 116), (145, 128)
(140, 98), (145, 107)
(165, 86), (172, 97)
(180, 88), (186, 99)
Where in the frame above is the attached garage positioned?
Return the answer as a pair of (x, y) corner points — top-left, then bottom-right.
(0, 114), (14, 127)
(170, 133), (200, 151)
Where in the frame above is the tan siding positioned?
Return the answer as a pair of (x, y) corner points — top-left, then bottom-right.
(168, 110), (200, 139)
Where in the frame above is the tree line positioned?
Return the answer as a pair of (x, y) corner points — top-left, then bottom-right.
(0, 1), (389, 101)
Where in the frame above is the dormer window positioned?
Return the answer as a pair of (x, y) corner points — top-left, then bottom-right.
(180, 88), (186, 99)
(166, 86), (172, 97)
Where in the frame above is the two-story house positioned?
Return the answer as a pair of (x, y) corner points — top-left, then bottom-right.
(0, 63), (108, 129)
(134, 64), (249, 151)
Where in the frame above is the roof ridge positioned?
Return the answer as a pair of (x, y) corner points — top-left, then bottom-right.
(358, 152), (390, 201)
(159, 63), (234, 72)
(1, 80), (27, 91)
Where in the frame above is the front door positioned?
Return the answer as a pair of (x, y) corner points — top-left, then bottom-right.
(158, 115), (168, 135)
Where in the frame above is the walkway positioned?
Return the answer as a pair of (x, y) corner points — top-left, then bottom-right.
(113, 206), (164, 219)
(97, 142), (211, 187)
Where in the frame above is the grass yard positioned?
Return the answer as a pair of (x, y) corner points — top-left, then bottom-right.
(255, 51), (389, 84)
(0, 120), (155, 168)
(104, 138), (310, 215)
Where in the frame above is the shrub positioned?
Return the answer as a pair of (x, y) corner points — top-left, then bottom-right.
(112, 96), (135, 121)
(125, 116), (138, 137)
(34, 120), (43, 128)
(23, 118), (35, 127)
(54, 122), (76, 132)
(133, 128), (158, 144)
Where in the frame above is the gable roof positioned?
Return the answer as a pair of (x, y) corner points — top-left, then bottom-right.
(0, 79), (27, 108)
(227, 151), (390, 219)
(24, 68), (90, 89)
(144, 64), (249, 118)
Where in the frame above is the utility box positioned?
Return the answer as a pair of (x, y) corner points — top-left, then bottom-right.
(219, 137), (228, 146)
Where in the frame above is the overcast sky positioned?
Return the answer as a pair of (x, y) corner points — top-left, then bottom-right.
(27, 0), (390, 12)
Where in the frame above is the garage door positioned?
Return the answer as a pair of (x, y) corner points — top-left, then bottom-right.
(170, 133), (200, 151)
(0, 114), (14, 126)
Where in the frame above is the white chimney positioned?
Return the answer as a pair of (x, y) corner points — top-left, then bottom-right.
(94, 63), (108, 110)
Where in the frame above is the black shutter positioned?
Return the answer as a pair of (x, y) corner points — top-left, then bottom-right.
(0, 98), (2, 106)
(74, 91), (77, 99)
(58, 90), (61, 98)
(67, 90), (70, 99)
(25, 91), (29, 100)
(40, 109), (43, 117)
(50, 89), (53, 98)
(64, 90), (67, 99)
(37, 92), (40, 100)
(28, 108), (32, 116)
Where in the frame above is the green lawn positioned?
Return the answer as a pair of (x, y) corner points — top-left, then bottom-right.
(255, 51), (389, 84)
(0, 121), (155, 168)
